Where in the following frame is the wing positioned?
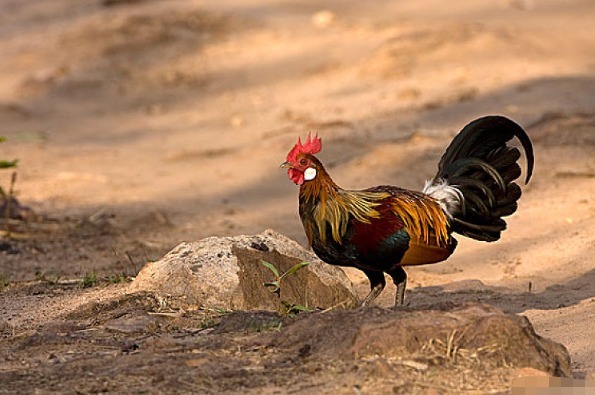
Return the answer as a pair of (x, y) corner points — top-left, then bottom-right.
(349, 190), (456, 268)
(348, 203), (411, 271)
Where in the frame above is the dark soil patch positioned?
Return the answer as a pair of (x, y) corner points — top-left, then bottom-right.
(0, 286), (570, 394)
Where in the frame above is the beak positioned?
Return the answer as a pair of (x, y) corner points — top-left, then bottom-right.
(280, 161), (292, 169)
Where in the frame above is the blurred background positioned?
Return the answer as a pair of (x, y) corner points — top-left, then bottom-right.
(0, 0), (594, 287)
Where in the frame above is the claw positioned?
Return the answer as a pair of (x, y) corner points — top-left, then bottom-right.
(361, 282), (385, 307)
(395, 277), (407, 306)
(361, 270), (386, 307)
(388, 266), (407, 307)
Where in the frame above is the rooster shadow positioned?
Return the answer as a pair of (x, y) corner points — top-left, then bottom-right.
(404, 267), (595, 314)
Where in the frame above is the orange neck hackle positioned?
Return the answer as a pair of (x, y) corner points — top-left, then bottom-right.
(299, 161), (388, 245)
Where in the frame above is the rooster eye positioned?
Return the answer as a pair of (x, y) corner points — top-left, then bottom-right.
(299, 158), (307, 166)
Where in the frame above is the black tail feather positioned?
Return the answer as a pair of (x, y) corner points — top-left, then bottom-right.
(438, 116), (534, 184)
(429, 115), (534, 242)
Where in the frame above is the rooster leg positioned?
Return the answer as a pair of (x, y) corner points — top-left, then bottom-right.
(387, 266), (407, 306)
(361, 270), (386, 307)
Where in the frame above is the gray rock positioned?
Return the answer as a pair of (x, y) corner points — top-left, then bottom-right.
(129, 229), (359, 311)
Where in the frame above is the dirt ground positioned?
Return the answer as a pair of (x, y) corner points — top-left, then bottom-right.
(1, 0), (594, 393)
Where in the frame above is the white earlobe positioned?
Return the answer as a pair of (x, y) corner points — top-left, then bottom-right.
(304, 167), (317, 181)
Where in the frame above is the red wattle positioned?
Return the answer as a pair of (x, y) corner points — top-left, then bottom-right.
(288, 168), (304, 185)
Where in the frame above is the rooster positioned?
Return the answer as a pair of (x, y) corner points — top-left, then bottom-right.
(281, 116), (534, 306)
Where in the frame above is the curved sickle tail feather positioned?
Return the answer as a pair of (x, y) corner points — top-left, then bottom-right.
(423, 115), (534, 242)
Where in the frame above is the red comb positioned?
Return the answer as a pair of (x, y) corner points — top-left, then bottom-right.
(286, 132), (322, 162)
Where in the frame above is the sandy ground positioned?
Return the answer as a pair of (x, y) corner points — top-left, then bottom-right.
(1, 0), (594, 384)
